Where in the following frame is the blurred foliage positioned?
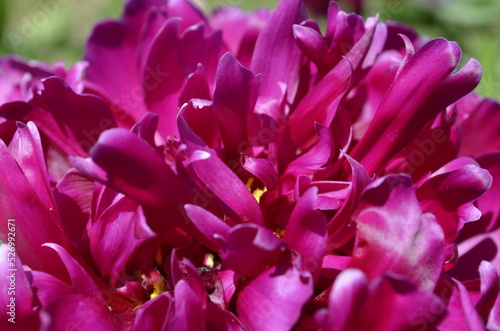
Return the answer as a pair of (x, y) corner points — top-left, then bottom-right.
(0, 0), (498, 98)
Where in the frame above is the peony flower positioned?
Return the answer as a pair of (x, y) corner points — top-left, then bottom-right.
(1, 0), (499, 330)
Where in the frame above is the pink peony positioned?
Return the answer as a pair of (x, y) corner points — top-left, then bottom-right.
(0, 0), (499, 330)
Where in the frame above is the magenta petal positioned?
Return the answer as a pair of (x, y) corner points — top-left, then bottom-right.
(178, 108), (264, 225)
(167, 0), (207, 33)
(289, 19), (377, 149)
(317, 269), (446, 331)
(164, 280), (205, 331)
(213, 52), (260, 160)
(475, 261), (499, 322)
(220, 223), (284, 276)
(241, 155), (278, 190)
(315, 268), (369, 331)
(42, 243), (102, 300)
(8, 121), (55, 210)
(84, 16), (147, 126)
(460, 99), (500, 157)
(185, 204), (231, 250)
(130, 112), (161, 150)
(367, 274), (446, 330)
(350, 174), (445, 290)
(0, 137), (73, 279)
(284, 187), (327, 279)
(53, 169), (94, 248)
(29, 77), (117, 154)
(169, 251), (206, 308)
(327, 154), (371, 249)
(351, 38), (481, 175)
(88, 196), (154, 286)
(31, 271), (71, 306)
(1, 78), (116, 157)
(0, 245), (39, 329)
(237, 258), (313, 331)
(488, 292), (500, 330)
(40, 294), (122, 331)
(251, 0), (306, 102)
(293, 23), (328, 66)
(133, 293), (171, 331)
(206, 302), (245, 331)
(88, 128), (191, 211)
(179, 64), (211, 106)
(142, 18), (184, 137)
(437, 276), (486, 330)
(417, 157), (492, 246)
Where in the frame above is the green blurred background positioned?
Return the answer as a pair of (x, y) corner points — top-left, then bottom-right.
(0, 0), (498, 98)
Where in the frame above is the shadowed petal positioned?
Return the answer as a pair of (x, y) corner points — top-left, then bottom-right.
(237, 257), (313, 331)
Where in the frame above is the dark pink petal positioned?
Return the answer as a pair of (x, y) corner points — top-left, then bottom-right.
(316, 269), (446, 331)
(178, 23), (222, 82)
(293, 178), (347, 212)
(169, 250), (206, 308)
(326, 154), (371, 249)
(42, 243), (103, 300)
(0, 245), (40, 330)
(351, 38), (481, 175)
(210, 7), (270, 68)
(130, 112), (161, 150)
(386, 110), (461, 182)
(350, 174), (445, 290)
(31, 271), (71, 306)
(456, 152), (500, 257)
(315, 268), (368, 331)
(142, 17), (184, 137)
(417, 157), (492, 267)
(85, 19), (144, 125)
(475, 261), (499, 322)
(86, 128), (191, 213)
(53, 169), (93, 249)
(282, 119), (343, 191)
(0, 135), (74, 280)
(88, 195), (154, 286)
(460, 98), (500, 157)
(289, 18), (377, 149)
(241, 155), (278, 190)
(488, 292), (500, 330)
(213, 52), (260, 160)
(133, 293), (171, 331)
(1, 78), (117, 157)
(40, 294), (122, 331)
(182, 99), (221, 150)
(167, 0), (207, 33)
(252, 0), (306, 103)
(178, 64), (211, 106)
(436, 275), (485, 330)
(218, 224), (284, 277)
(31, 77), (117, 154)
(293, 23), (328, 68)
(206, 302), (245, 331)
(8, 121), (55, 211)
(284, 187), (327, 279)
(178, 107), (264, 225)
(237, 257), (313, 331)
(164, 280), (205, 331)
(185, 204), (231, 251)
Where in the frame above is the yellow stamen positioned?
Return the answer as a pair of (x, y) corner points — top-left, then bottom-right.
(150, 277), (167, 300)
(245, 177), (267, 203)
(205, 253), (215, 269)
(273, 227), (285, 238)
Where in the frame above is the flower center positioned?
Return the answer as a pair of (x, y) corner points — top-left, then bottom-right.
(245, 177), (267, 203)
